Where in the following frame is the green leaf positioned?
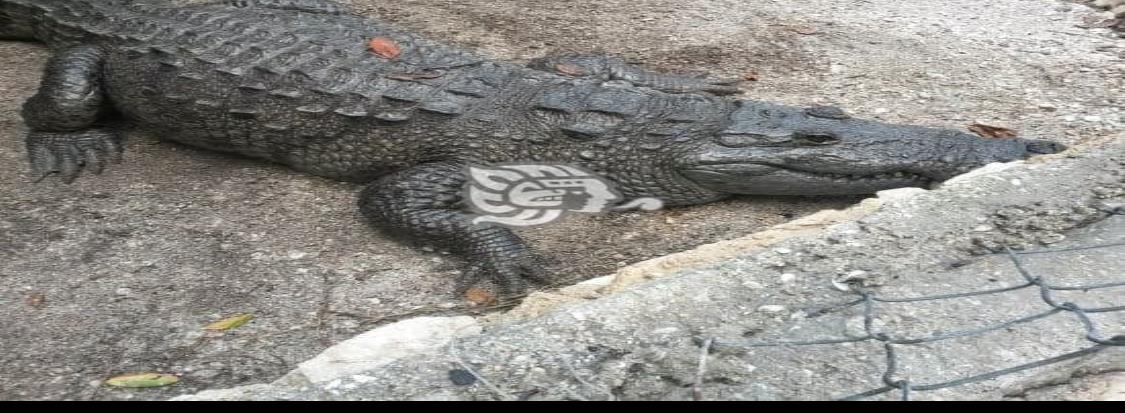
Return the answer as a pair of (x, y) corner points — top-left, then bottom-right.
(105, 373), (180, 388)
(203, 314), (254, 331)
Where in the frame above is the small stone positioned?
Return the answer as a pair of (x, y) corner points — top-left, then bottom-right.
(449, 369), (477, 386)
(1039, 233), (1066, 244)
(774, 247), (792, 254)
(832, 270), (868, 291)
(780, 273), (797, 283)
(287, 251), (307, 260)
(873, 108), (889, 114)
(743, 281), (765, 290)
(973, 225), (994, 232)
(769, 260), (788, 268)
(352, 375), (376, 384)
(758, 305), (787, 314)
(1083, 115), (1103, 122)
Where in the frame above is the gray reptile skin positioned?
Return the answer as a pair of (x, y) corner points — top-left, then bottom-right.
(1, 0), (1066, 296)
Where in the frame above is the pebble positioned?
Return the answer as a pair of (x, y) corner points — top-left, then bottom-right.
(758, 305), (787, 314)
(448, 369), (478, 386)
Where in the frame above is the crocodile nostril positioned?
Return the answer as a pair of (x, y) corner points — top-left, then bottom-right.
(794, 133), (840, 146)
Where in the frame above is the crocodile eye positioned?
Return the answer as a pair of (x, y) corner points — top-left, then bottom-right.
(805, 105), (851, 120)
(794, 133), (840, 146)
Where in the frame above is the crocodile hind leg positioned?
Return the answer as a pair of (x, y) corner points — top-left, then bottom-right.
(225, 0), (352, 15)
(528, 54), (743, 95)
(23, 45), (123, 184)
(359, 162), (552, 299)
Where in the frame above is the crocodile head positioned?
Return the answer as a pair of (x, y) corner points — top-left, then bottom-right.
(679, 101), (1066, 196)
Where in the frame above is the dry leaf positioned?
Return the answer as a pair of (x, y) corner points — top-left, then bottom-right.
(464, 288), (495, 306)
(742, 71), (761, 81)
(203, 314), (254, 331)
(791, 26), (820, 35)
(368, 37), (402, 59)
(105, 373), (180, 388)
(967, 123), (1019, 139)
(26, 292), (46, 309)
(554, 63), (587, 76)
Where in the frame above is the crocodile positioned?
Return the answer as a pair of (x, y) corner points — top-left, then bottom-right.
(0, 0), (1066, 297)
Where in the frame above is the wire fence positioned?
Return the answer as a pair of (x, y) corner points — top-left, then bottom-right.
(706, 211), (1125, 401)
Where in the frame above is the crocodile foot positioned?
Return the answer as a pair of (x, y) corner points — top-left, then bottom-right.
(27, 128), (123, 183)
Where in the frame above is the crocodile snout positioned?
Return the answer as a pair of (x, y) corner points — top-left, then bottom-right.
(1022, 139), (1067, 155)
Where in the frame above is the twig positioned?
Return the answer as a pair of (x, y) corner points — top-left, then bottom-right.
(693, 338), (714, 401)
(563, 359), (617, 401)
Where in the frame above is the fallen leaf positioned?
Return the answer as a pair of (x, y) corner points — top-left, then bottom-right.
(385, 71), (445, 81)
(464, 288), (495, 306)
(105, 373), (180, 388)
(203, 314), (254, 331)
(554, 63), (587, 76)
(742, 71), (761, 81)
(26, 292), (46, 309)
(967, 123), (1019, 139)
(368, 37), (402, 59)
(791, 26), (820, 35)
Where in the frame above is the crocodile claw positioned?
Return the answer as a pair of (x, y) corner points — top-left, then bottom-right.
(455, 248), (552, 299)
(27, 128), (123, 184)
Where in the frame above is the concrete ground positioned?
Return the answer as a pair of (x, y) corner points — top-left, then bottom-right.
(0, 0), (1122, 400)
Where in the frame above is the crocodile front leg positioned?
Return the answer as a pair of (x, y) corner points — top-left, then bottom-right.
(225, 0), (353, 15)
(359, 162), (551, 298)
(528, 54), (743, 95)
(23, 45), (123, 184)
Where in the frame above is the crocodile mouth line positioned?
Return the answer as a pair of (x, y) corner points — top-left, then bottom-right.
(793, 169), (933, 184)
(686, 163), (936, 185)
